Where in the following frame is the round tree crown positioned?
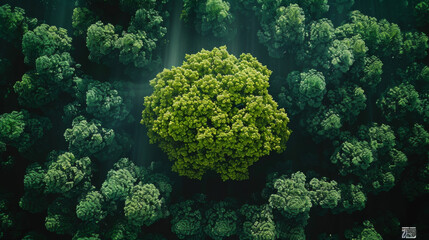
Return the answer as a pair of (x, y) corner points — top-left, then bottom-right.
(141, 46), (291, 181)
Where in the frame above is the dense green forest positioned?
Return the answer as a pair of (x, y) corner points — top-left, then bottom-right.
(0, 0), (428, 239)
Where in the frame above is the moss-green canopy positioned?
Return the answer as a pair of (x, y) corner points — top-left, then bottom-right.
(141, 46), (291, 181)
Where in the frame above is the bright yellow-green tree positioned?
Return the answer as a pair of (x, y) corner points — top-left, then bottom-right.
(141, 46), (291, 181)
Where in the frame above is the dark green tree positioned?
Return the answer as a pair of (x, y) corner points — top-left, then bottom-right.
(22, 24), (72, 64)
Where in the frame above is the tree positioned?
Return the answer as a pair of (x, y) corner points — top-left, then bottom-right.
(64, 116), (127, 161)
(345, 220), (382, 240)
(20, 163), (49, 213)
(115, 31), (156, 68)
(14, 52), (76, 108)
(357, 123), (396, 154)
(238, 204), (275, 240)
(182, 0), (235, 38)
(86, 21), (118, 64)
(101, 169), (136, 201)
(45, 197), (77, 235)
(0, 197), (13, 239)
(170, 200), (204, 239)
(414, 0), (429, 26)
(330, 0), (355, 14)
(396, 63), (429, 92)
(307, 177), (341, 209)
(119, 0), (167, 13)
(76, 191), (107, 223)
(73, 77), (134, 125)
(141, 46), (291, 181)
(106, 218), (140, 240)
(22, 24), (72, 64)
(298, 18), (335, 69)
(275, 220), (306, 240)
(401, 163), (429, 201)
(258, 4), (306, 57)
(326, 83), (367, 123)
(278, 69), (326, 115)
(128, 7), (166, 41)
(44, 152), (91, 194)
(334, 183), (366, 213)
(296, 0), (329, 19)
(337, 11), (402, 57)
(301, 106), (342, 142)
(377, 83), (422, 122)
(353, 55), (383, 92)
(124, 183), (168, 227)
(364, 148), (407, 194)
(268, 172), (312, 218)
(331, 138), (374, 176)
(328, 39), (355, 77)
(72, 7), (97, 36)
(0, 110), (51, 153)
(204, 201), (238, 240)
(400, 31), (428, 62)
(397, 123), (429, 155)
(0, 4), (36, 45)
(83, 0), (168, 69)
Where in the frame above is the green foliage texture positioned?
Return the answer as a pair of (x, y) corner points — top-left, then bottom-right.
(141, 46), (291, 181)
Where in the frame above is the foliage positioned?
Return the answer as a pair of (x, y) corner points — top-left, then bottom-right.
(1, 0), (428, 239)
(331, 138), (374, 176)
(204, 201), (238, 240)
(73, 77), (134, 125)
(326, 83), (366, 123)
(337, 10), (403, 57)
(170, 200), (204, 239)
(86, 21), (118, 64)
(119, 0), (168, 13)
(141, 46), (291, 181)
(115, 31), (156, 68)
(301, 106), (342, 142)
(334, 183), (366, 213)
(124, 183), (168, 227)
(63, 116), (130, 161)
(182, 0), (235, 38)
(83, 0), (168, 68)
(258, 4), (305, 58)
(376, 83), (422, 122)
(22, 24), (72, 64)
(0, 110), (51, 153)
(278, 69), (326, 115)
(330, 0), (355, 14)
(0, 198), (13, 238)
(76, 191), (106, 223)
(307, 177), (341, 209)
(298, 18), (335, 69)
(414, 0), (429, 26)
(397, 123), (429, 155)
(400, 31), (428, 62)
(72, 7), (98, 36)
(401, 163), (429, 201)
(357, 123), (396, 154)
(14, 52), (76, 108)
(101, 168), (136, 201)
(353, 55), (383, 92)
(44, 152), (91, 194)
(268, 172), (312, 218)
(238, 204), (276, 240)
(0, 4), (36, 45)
(45, 197), (76, 235)
(345, 220), (382, 240)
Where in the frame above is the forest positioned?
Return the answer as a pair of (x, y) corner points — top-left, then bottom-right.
(0, 0), (428, 239)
